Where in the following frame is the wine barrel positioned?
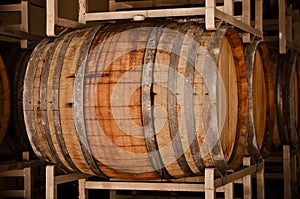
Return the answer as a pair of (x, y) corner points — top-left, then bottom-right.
(0, 54), (10, 146)
(0, 42), (33, 160)
(244, 41), (275, 160)
(24, 21), (248, 180)
(270, 50), (299, 149)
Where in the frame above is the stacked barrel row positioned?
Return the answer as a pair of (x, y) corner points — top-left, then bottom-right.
(0, 20), (298, 180)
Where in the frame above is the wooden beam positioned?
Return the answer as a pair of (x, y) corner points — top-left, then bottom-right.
(56, 17), (85, 29)
(242, 0), (251, 42)
(224, 0), (233, 16)
(78, 0), (86, 24)
(85, 181), (206, 192)
(294, 10), (300, 47)
(0, 4), (22, 12)
(46, 0), (57, 37)
(255, 0), (263, 31)
(215, 9), (263, 38)
(20, 0), (29, 48)
(278, 0), (286, 53)
(205, 168), (216, 199)
(86, 7), (219, 21)
(205, 0), (216, 30)
(0, 157), (41, 172)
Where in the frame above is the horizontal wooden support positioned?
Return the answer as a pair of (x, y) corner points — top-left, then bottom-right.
(86, 6), (224, 21)
(215, 9), (263, 38)
(0, 26), (43, 41)
(0, 190), (24, 197)
(56, 17), (86, 29)
(29, 0), (46, 8)
(85, 181), (206, 192)
(214, 164), (261, 188)
(0, 169), (24, 177)
(55, 173), (90, 185)
(0, 159), (42, 172)
(0, 4), (22, 12)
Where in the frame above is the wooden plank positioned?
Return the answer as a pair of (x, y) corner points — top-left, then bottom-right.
(85, 7), (230, 21)
(286, 15), (293, 47)
(85, 181), (205, 192)
(0, 27), (43, 41)
(205, 0), (216, 30)
(278, 0), (286, 54)
(255, 0), (263, 31)
(0, 169), (24, 176)
(109, 0), (116, 11)
(0, 160), (41, 173)
(55, 173), (89, 185)
(294, 10), (300, 47)
(283, 145), (291, 199)
(215, 9), (263, 38)
(224, 182), (234, 199)
(257, 161), (265, 199)
(56, 17), (85, 29)
(224, 0), (233, 16)
(46, 165), (57, 199)
(20, 1), (28, 49)
(243, 158), (252, 199)
(0, 190), (24, 197)
(0, 4), (22, 12)
(205, 168), (216, 199)
(23, 152), (31, 199)
(79, 179), (88, 199)
(242, 0), (251, 42)
(46, 0), (57, 37)
(78, 0), (86, 24)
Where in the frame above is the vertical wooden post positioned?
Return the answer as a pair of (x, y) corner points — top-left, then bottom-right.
(79, 178), (87, 199)
(283, 145), (291, 199)
(278, 0), (286, 54)
(255, 0), (263, 31)
(242, 0), (251, 42)
(46, 165), (57, 199)
(78, 0), (86, 24)
(205, 0), (216, 30)
(20, 0), (28, 48)
(243, 157), (252, 199)
(224, 0), (233, 16)
(294, 10), (300, 48)
(46, 0), (58, 36)
(286, 5), (293, 48)
(23, 152), (31, 199)
(224, 182), (234, 199)
(109, 0), (116, 11)
(257, 160), (265, 199)
(110, 190), (117, 199)
(205, 168), (216, 199)
(290, 150), (297, 194)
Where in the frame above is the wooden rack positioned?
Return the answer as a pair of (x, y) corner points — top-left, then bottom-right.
(0, 152), (42, 198)
(45, 157), (265, 199)
(265, 145), (299, 199)
(0, 0), (45, 48)
(263, 1), (300, 53)
(46, 0), (263, 42)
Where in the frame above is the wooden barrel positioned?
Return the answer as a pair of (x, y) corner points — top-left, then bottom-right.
(0, 54), (10, 146)
(0, 42), (33, 156)
(24, 21), (248, 180)
(270, 50), (299, 149)
(244, 41), (275, 160)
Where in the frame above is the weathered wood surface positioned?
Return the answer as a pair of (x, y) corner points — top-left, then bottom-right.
(24, 21), (249, 179)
